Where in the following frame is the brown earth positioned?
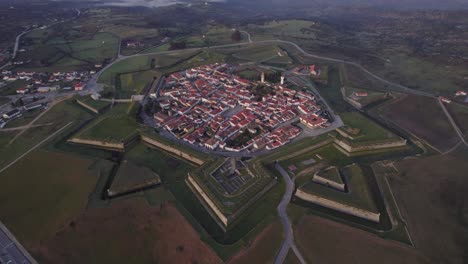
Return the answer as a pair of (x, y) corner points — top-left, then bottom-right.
(382, 95), (459, 152)
(295, 215), (430, 264)
(228, 221), (283, 264)
(390, 149), (468, 264)
(32, 199), (222, 264)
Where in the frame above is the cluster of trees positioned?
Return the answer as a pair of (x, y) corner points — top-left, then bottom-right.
(231, 30), (242, 42)
(169, 40), (187, 50)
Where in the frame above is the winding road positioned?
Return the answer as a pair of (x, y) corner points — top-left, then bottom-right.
(274, 163), (307, 264)
(88, 35), (442, 103)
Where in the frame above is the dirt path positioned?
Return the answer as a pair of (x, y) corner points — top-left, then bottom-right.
(438, 98), (468, 148)
(1, 123), (54, 131)
(0, 122), (73, 175)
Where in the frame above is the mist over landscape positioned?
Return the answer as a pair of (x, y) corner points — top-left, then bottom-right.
(53, 0), (468, 9)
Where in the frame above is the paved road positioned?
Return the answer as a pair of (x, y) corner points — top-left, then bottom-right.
(0, 222), (36, 264)
(238, 30), (252, 43)
(438, 99), (468, 147)
(274, 163), (307, 264)
(88, 36), (441, 103)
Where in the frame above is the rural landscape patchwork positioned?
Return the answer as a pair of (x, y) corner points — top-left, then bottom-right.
(0, 0), (467, 263)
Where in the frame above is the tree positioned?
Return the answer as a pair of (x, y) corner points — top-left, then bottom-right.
(231, 30), (242, 42)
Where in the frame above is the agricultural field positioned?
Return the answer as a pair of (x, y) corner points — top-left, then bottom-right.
(227, 221), (283, 264)
(374, 95), (459, 152)
(447, 103), (468, 135)
(294, 215), (429, 264)
(390, 149), (468, 264)
(372, 53), (468, 95)
(0, 150), (111, 249)
(33, 200), (221, 264)
(98, 49), (202, 92)
(15, 27), (119, 72)
(72, 103), (138, 144)
(231, 45), (291, 64)
(245, 20), (321, 42)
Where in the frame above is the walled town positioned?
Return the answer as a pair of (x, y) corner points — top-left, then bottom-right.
(154, 63), (330, 152)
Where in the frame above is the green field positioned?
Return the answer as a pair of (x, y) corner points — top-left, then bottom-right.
(0, 150), (112, 247)
(339, 112), (400, 143)
(0, 100), (93, 169)
(125, 143), (284, 260)
(342, 86), (389, 108)
(300, 163), (378, 213)
(315, 166), (344, 185)
(16, 29), (119, 72)
(246, 20), (319, 41)
(76, 96), (111, 113)
(108, 161), (161, 196)
(281, 144), (352, 177)
(73, 103), (138, 143)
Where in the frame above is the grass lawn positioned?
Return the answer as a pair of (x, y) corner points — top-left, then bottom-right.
(108, 161), (161, 196)
(118, 70), (157, 98)
(0, 150), (107, 248)
(76, 96), (111, 113)
(281, 144), (352, 175)
(299, 163), (378, 213)
(98, 56), (151, 85)
(73, 103), (138, 143)
(315, 166), (343, 185)
(0, 100), (93, 169)
(339, 112), (400, 143)
(125, 143), (284, 260)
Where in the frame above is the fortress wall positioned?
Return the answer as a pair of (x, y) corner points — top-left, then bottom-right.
(295, 189), (380, 223)
(333, 138), (407, 153)
(67, 138), (125, 151)
(187, 174), (228, 228)
(312, 175), (346, 192)
(341, 87), (363, 109)
(76, 99), (100, 114)
(141, 135), (205, 166)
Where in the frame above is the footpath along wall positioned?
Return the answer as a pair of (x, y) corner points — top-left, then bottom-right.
(67, 138), (125, 151)
(141, 135), (205, 166)
(186, 174), (229, 230)
(295, 189), (381, 223)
